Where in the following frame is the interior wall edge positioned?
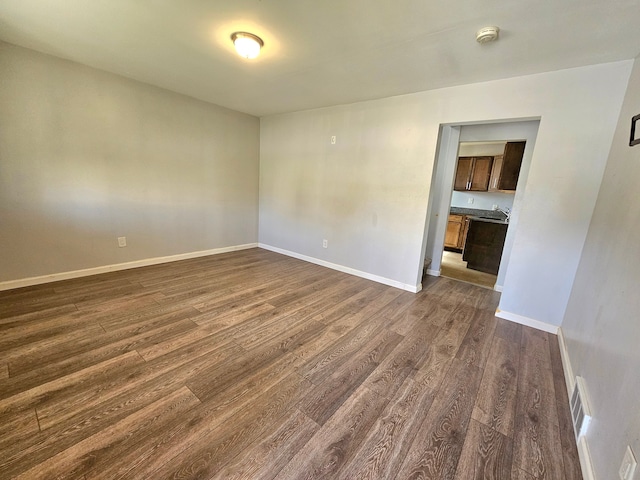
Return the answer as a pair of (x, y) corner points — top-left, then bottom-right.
(0, 243), (258, 292)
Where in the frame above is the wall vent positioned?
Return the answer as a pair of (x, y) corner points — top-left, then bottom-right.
(570, 376), (592, 439)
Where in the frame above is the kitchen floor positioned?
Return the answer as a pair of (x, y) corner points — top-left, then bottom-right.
(440, 251), (497, 289)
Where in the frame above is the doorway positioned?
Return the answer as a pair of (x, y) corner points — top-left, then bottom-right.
(440, 140), (518, 289)
(420, 120), (540, 292)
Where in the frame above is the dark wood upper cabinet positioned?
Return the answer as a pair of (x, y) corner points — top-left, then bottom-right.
(454, 157), (474, 191)
(489, 141), (525, 192)
(454, 156), (493, 191)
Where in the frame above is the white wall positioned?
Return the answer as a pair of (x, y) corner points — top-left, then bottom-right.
(561, 56), (640, 479)
(0, 42), (260, 283)
(260, 60), (632, 325)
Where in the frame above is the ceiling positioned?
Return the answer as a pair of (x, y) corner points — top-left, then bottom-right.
(1, 0), (640, 117)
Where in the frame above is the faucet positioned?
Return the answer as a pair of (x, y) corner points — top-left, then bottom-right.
(495, 206), (511, 222)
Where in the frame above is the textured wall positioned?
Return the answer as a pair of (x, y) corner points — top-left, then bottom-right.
(0, 42), (260, 282)
(562, 56), (640, 479)
(260, 60), (631, 324)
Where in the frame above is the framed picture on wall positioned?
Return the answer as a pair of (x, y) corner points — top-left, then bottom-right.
(630, 114), (640, 146)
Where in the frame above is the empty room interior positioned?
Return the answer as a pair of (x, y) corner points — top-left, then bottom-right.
(1, 1), (640, 479)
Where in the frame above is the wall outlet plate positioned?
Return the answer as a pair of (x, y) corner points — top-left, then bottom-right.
(117, 236), (127, 248)
(620, 446), (637, 480)
(322, 239), (328, 248)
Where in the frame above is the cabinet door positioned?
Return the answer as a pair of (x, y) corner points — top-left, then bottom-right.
(459, 217), (470, 250)
(488, 155), (503, 192)
(454, 158), (473, 191)
(445, 215), (463, 248)
(469, 156), (493, 191)
(499, 142), (526, 190)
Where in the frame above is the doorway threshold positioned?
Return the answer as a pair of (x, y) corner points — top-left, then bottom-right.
(441, 251), (497, 290)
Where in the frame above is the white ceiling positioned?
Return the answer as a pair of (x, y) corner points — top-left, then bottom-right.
(1, 0), (639, 117)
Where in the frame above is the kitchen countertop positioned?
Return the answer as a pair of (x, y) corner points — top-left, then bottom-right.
(449, 207), (508, 224)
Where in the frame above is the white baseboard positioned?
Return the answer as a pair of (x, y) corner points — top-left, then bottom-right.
(0, 243), (258, 291)
(426, 268), (441, 277)
(557, 328), (576, 396)
(577, 436), (596, 480)
(557, 328), (596, 480)
(258, 243), (421, 293)
(494, 308), (559, 334)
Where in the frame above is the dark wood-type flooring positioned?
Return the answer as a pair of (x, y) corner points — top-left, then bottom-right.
(0, 248), (581, 479)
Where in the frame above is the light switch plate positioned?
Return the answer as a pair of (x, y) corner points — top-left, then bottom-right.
(620, 446), (637, 480)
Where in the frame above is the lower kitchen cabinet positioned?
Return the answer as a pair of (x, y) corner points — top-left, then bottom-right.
(445, 214), (469, 250)
(462, 219), (507, 275)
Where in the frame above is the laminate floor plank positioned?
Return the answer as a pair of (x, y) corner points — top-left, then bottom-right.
(145, 372), (314, 479)
(1, 316), (199, 399)
(362, 321), (438, 400)
(0, 405), (40, 451)
(210, 408), (319, 480)
(512, 327), (566, 479)
(494, 317), (523, 343)
(0, 342), (243, 478)
(337, 378), (437, 480)
(454, 309), (498, 369)
(297, 289), (404, 385)
(394, 358), (484, 480)
(0, 249), (580, 480)
(298, 328), (403, 425)
(453, 418), (513, 480)
(471, 336), (520, 437)
(0, 304), (78, 330)
(277, 385), (390, 480)
(8, 309), (199, 378)
(15, 387), (200, 480)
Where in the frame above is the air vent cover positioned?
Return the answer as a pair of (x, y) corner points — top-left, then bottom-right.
(570, 376), (592, 439)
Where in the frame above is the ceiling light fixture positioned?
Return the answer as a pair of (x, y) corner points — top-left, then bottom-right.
(231, 32), (264, 59)
(476, 26), (500, 44)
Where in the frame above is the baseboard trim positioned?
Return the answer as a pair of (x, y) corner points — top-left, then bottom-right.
(494, 309), (559, 334)
(577, 436), (596, 480)
(0, 243), (259, 291)
(258, 243), (421, 293)
(557, 328), (576, 396)
(426, 269), (441, 277)
(557, 328), (595, 480)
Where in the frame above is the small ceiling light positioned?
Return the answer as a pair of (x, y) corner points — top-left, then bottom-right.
(231, 32), (264, 59)
(476, 26), (500, 44)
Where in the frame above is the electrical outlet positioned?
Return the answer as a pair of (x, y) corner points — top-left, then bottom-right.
(322, 239), (328, 248)
(492, 204), (498, 210)
(330, 136), (336, 144)
(117, 236), (127, 248)
(467, 197), (474, 204)
(620, 446), (637, 480)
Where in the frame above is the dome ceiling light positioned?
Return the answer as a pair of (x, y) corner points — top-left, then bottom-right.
(476, 26), (500, 44)
(231, 32), (264, 59)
